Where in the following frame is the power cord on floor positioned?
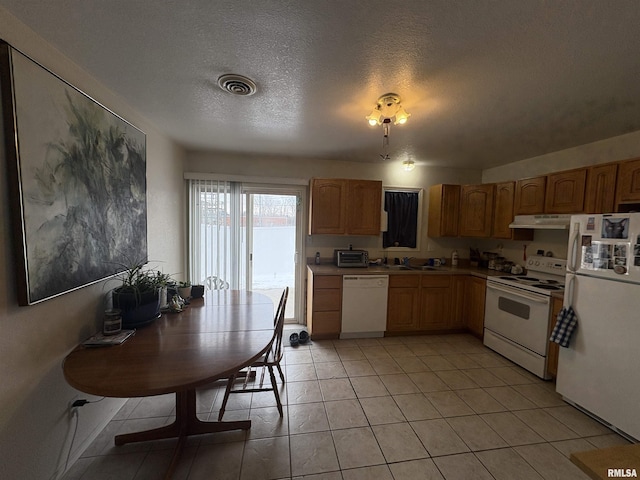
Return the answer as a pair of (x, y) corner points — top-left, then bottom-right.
(63, 397), (106, 474)
(71, 397), (105, 408)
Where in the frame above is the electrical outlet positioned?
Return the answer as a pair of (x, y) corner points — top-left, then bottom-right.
(427, 242), (435, 252)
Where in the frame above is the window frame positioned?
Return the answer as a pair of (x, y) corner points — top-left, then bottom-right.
(381, 186), (423, 252)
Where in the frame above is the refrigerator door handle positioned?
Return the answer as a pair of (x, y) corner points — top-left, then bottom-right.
(567, 222), (581, 273)
(565, 273), (576, 308)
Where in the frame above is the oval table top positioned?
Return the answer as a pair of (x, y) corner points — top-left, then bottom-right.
(63, 290), (275, 398)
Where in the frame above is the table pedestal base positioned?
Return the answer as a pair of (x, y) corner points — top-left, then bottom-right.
(114, 389), (251, 479)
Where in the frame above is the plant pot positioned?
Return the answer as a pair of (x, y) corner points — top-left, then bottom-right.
(112, 288), (161, 328)
(191, 284), (205, 298)
(178, 286), (192, 299)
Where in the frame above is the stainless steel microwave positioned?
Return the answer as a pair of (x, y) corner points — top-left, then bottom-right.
(334, 249), (369, 267)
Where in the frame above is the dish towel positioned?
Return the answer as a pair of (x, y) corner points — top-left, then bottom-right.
(549, 306), (579, 347)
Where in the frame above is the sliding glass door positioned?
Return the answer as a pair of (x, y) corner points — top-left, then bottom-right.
(242, 189), (299, 320)
(188, 179), (304, 322)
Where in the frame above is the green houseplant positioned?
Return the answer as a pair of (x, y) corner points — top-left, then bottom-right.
(177, 281), (192, 300)
(112, 262), (171, 328)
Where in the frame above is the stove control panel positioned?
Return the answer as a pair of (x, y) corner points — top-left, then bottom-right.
(525, 255), (567, 275)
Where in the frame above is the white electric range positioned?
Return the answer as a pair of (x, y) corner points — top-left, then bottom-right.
(483, 255), (566, 379)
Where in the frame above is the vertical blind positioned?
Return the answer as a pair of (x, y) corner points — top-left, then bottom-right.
(188, 179), (243, 289)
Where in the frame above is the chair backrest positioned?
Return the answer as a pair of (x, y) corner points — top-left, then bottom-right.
(205, 276), (229, 290)
(269, 287), (288, 363)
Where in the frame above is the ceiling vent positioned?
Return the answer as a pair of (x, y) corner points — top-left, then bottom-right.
(217, 74), (257, 96)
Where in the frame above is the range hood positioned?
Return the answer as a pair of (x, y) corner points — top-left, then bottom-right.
(509, 214), (572, 230)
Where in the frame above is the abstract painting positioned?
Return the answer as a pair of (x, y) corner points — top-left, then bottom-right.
(0, 41), (147, 305)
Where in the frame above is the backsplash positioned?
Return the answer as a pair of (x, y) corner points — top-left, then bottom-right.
(306, 229), (569, 266)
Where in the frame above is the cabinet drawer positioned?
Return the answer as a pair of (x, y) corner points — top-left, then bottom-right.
(313, 289), (341, 311)
(389, 274), (420, 288)
(311, 311), (341, 335)
(314, 275), (342, 289)
(421, 275), (451, 288)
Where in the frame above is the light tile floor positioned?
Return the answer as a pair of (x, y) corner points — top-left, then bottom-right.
(61, 332), (630, 480)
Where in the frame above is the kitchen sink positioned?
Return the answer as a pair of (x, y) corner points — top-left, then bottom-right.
(385, 265), (411, 270)
(419, 266), (438, 271)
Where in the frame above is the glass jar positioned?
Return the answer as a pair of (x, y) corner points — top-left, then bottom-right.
(103, 309), (122, 335)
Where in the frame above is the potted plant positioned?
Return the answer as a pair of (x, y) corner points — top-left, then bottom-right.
(112, 262), (169, 328)
(178, 281), (192, 300)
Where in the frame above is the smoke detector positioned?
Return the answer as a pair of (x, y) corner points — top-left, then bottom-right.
(217, 74), (257, 96)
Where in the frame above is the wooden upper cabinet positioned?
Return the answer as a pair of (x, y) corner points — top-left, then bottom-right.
(584, 163), (618, 214)
(459, 184), (494, 237)
(346, 179), (382, 235)
(309, 179), (347, 234)
(309, 178), (381, 235)
(615, 158), (640, 210)
(428, 184), (460, 237)
(514, 176), (546, 214)
(544, 168), (587, 214)
(493, 181), (533, 240)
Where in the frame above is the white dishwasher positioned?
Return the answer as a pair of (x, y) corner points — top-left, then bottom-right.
(340, 275), (389, 339)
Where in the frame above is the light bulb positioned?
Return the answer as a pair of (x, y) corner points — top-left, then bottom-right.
(366, 109), (382, 126)
(403, 160), (415, 171)
(394, 106), (410, 125)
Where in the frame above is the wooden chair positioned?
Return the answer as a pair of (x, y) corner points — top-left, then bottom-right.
(205, 275), (229, 290)
(218, 287), (288, 420)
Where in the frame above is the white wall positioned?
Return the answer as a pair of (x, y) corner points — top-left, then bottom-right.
(482, 130), (640, 183)
(186, 150), (483, 262)
(189, 128), (640, 270)
(0, 8), (185, 480)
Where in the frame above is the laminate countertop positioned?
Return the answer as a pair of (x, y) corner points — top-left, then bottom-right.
(306, 263), (511, 279)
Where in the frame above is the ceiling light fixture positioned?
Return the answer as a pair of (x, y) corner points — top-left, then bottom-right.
(366, 93), (410, 126)
(403, 160), (415, 171)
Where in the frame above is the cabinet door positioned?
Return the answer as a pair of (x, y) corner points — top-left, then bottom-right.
(346, 180), (382, 235)
(419, 275), (451, 330)
(459, 184), (494, 237)
(449, 276), (466, 329)
(387, 275), (420, 332)
(493, 182), (533, 241)
(546, 296), (563, 378)
(428, 184), (460, 237)
(615, 158), (640, 207)
(514, 176), (546, 215)
(464, 276), (486, 337)
(309, 179), (346, 234)
(584, 163), (618, 214)
(544, 169), (587, 213)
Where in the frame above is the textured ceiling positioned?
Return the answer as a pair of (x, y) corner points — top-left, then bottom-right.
(2, 1), (640, 169)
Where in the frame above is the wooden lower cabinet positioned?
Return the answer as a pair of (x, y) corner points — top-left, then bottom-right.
(546, 296), (563, 378)
(386, 275), (420, 332)
(450, 275), (467, 329)
(310, 271), (488, 338)
(465, 276), (486, 337)
(387, 274), (485, 334)
(419, 275), (452, 330)
(307, 273), (342, 339)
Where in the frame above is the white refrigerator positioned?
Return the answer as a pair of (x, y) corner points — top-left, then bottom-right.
(557, 213), (640, 441)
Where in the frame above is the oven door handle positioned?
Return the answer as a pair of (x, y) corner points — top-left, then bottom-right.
(486, 283), (550, 303)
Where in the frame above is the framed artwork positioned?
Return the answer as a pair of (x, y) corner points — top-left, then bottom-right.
(0, 41), (147, 305)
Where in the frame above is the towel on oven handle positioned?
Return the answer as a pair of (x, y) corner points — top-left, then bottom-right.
(549, 306), (578, 348)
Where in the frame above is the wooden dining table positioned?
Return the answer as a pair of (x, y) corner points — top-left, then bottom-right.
(63, 290), (275, 478)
